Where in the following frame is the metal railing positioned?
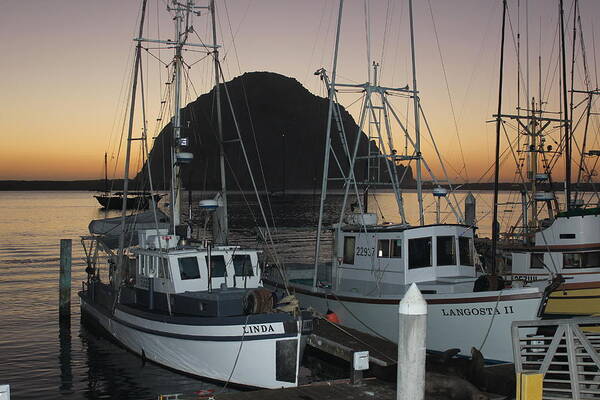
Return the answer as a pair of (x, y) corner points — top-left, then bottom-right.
(512, 317), (600, 399)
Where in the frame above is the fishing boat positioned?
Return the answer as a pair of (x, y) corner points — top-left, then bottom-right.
(94, 153), (163, 210)
(80, 0), (310, 389)
(489, 0), (600, 318)
(264, 0), (544, 364)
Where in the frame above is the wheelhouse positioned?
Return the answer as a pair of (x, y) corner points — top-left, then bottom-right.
(132, 230), (261, 296)
(333, 224), (476, 293)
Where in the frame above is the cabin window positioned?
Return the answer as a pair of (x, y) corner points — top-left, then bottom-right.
(206, 255), (227, 277)
(178, 257), (200, 280)
(233, 255), (254, 276)
(563, 252), (600, 269)
(408, 237), (432, 269)
(343, 236), (355, 264)
(147, 257), (157, 276)
(378, 239), (402, 258)
(158, 258), (170, 279)
(530, 253), (545, 269)
(378, 240), (390, 258)
(437, 236), (456, 266)
(138, 255), (145, 275)
(458, 237), (473, 266)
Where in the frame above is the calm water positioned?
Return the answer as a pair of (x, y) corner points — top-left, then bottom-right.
(0, 189), (584, 398)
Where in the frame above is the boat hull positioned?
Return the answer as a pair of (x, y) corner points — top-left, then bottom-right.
(266, 279), (542, 363)
(94, 194), (162, 210)
(79, 291), (303, 389)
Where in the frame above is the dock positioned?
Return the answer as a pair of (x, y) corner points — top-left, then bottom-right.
(159, 315), (514, 400)
(210, 378), (395, 400)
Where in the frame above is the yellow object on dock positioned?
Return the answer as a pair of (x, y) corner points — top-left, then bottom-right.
(516, 372), (543, 400)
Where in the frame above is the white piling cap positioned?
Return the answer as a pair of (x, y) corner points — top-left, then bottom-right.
(398, 283), (427, 315)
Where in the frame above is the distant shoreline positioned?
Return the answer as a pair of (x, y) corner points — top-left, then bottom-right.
(0, 180), (594, 192)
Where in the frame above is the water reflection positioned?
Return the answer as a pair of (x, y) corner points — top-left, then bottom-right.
(1, 190), (596, 399)
(59, 314), (73, 393)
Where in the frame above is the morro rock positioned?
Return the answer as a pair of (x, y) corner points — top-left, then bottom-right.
(138, 71), (413, 191)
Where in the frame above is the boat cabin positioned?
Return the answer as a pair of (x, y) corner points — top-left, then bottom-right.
(332, 223), (476, 294)
(509, 211), (600, 281)
(121, 229), (261, 317)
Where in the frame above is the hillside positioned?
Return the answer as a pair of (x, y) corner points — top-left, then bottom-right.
(138, 71), (413, 191)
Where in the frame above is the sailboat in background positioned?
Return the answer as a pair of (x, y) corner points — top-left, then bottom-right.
(264, 0), (544, 364)
(94, 152), (163, 210)
(80, 0), (310, 388)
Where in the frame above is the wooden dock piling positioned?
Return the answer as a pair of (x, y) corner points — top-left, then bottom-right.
(397, 283), (427, 400)
(59, 238), (72, 317)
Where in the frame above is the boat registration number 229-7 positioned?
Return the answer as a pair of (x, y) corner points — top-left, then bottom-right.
(355, 247), (375, 257)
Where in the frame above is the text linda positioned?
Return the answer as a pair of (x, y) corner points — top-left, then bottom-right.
(243, 324), (275, 334)
(441, 306), (514, 317)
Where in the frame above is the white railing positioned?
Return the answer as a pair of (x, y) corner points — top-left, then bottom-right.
(512, 317), (600, 399)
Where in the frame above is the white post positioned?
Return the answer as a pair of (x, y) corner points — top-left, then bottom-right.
(397, 283), (427, 400)
(0, 384), (10, 400)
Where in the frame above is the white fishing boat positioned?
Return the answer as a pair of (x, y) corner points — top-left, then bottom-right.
(79, 0), (310, 389)
(264, 0), (544, 364)
(489, 0), (600, 317)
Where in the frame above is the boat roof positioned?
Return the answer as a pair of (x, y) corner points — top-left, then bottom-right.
(556, 207), (600, 218)
(340, 223), (473, 233)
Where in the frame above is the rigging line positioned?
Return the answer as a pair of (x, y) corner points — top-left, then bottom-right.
(221, 0), (278, 233)
(456, 2), (497, 125)
(501, 121), (529, 195)
(577, 12), (591, 89)
(217, 62), (290, 293)
(419, 104), (464, 222)
(426, 0), (468, 183)
(303, 1), (329, 84)
(506, 4), (525, 103)
(540, 14), (560, 107)
(593, 22), (599, 89)
(377, 0), (393, 81)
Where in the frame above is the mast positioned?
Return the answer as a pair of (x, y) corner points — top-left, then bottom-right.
(211, 0), (228, 244)
(313, 0), (344, 279)
(104, 152), (108, 193)
(116, 0), (148, 287)
(491, 0), (508, 275)
(559, 0), (571, 210)
(170, 0), (186, 234)
(408, 0), (424, 226)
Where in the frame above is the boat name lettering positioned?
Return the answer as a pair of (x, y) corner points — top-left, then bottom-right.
(441, 305), (514, 317)
(510, 275), (546, 282)
(243, 324), (275, 334)
(356, 247), (375, 257)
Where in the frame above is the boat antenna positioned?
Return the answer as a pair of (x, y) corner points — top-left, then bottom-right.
(211, 0), (228, 244)
(408, 0), (424, 226)
(559, 0), (571, 210)
(116, 0), (148, 287)
(491, 0), (508, 276)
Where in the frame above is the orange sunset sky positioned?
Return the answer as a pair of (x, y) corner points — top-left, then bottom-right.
(1, 0), (599, 183)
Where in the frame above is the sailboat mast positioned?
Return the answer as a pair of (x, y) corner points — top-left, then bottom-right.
(211, 0), (228, 244)
(491, 0), (508, 275)
(117, 0), (148, 285)
(170, 0), (186, 233)
(104, 152), (108, 192)
(408, 0), (424, 225)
